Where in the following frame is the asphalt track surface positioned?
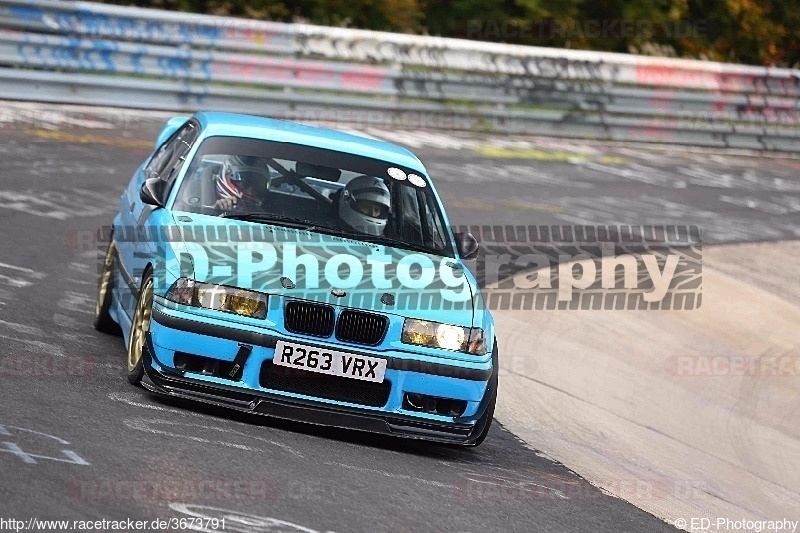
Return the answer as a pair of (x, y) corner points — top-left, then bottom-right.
(1, 108), (798, 532)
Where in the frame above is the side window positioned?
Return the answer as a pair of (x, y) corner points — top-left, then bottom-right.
(144, 134), (177, 180)
(144, 121), (199, 184)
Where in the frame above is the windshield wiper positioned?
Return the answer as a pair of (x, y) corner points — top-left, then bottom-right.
(220, 212), (317, 229)
(219, 213), (444, 254)
(357, 235), (442, 255)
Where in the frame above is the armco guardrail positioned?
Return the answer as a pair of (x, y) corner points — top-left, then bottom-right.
(0, 0), (798, 150)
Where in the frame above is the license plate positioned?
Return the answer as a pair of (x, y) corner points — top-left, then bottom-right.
(274, 341), (387, 383)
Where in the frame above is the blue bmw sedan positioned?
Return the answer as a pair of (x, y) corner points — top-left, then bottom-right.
(95, 112), (497, 445)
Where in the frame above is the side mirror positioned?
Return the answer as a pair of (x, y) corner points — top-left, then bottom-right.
(140, 178), (167, 207)
(455, 232), (479, 260)
(155, 116), (189, 149)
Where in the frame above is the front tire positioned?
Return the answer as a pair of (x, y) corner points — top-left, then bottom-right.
(469, 341), (499, 447)
(127, 271), (153, 386)
(94, 239), (121, 335)
(471, 386), (496, 447)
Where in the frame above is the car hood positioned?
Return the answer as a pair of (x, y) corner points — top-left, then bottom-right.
(169, 213), (477, 326)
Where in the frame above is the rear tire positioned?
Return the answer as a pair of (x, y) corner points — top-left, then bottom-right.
(94, 239), (121, 335)
(127, 271), (153, 386)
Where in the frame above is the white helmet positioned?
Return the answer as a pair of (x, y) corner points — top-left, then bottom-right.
(339, 175), (391, 236)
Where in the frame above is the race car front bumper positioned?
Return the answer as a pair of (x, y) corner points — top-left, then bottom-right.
(141, 305), (496, 445)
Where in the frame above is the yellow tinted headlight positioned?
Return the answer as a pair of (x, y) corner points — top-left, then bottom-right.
(166, 278), (268, 319)
(225, 290), (263, 317)
(402, 319), (437, 346)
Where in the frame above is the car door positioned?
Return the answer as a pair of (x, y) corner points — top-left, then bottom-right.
(115, 120), (199, 320)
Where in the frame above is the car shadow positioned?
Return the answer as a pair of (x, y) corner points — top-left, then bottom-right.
(140, 387), (677, 533)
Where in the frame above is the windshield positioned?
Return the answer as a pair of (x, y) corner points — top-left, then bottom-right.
(173, 136), (454, 257)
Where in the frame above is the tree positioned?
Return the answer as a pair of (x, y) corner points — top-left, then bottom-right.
(96, 0), (800, 66)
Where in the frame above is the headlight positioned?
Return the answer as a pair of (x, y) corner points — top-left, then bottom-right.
(165, 277), (268, 319)
(401, 319), (486, 355)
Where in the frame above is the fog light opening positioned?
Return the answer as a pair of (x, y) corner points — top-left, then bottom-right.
(404, 393), (427, 411)
(172, 352), (237, 380)
(403, 393), (467, 417)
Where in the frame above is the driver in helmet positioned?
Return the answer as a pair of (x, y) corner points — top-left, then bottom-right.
(214, 155), (269, 212)
(338, 175), (391, 236)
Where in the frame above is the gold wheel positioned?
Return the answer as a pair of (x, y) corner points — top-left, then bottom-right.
(127, 276), (153, 376)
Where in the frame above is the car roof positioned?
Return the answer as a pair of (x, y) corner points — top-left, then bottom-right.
(194, 112), (427, 175)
